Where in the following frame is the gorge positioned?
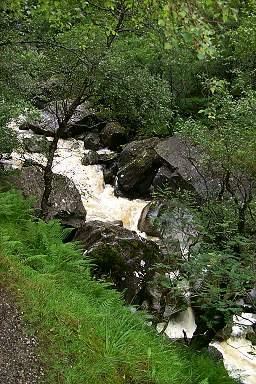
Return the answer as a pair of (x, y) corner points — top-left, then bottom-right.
(3, 113), (255, 384)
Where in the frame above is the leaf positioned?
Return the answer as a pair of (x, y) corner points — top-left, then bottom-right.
(164, 42), (172, 50)
(182, 31), (193, 43)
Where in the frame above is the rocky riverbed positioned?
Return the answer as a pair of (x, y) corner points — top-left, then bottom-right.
(2, 114), (255, 384)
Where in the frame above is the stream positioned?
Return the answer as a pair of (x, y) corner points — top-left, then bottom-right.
(5, 121), (256, 384)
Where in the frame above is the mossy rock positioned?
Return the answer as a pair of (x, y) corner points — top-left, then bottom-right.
(74, 220), (161, 303)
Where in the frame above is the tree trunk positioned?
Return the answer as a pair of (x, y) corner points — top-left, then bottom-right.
(40, 135), (59, 218)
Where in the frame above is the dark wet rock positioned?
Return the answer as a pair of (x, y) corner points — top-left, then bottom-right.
(19, 122), (55, 138)
(11, 166), (86, 228)
(81, 150), (99, 166)
(100, 122), (128, 151)
(139, 273), (188, 323)
(19, 103), (105, 139)
(153, 166), (175, 189)
(83, 132), (101, 150)
(155, 136), (252, 203)
(66, 114), (105, 139)
(103, 163), (118, 185)
(22, 136), (50, 154)
(155, 136), (221, 196)
(116, 138), (162, 197)
(98, 151), (119, 164)
(138, 200), (168, 236)
(97, 152), (119, 185)
(208, 345), (224, 361)
(74, 220), (161, 303)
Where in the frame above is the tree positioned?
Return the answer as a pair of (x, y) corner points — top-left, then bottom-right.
(0, 0), (170, 215)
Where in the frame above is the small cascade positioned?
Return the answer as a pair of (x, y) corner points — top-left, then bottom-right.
(5, 122), (256, 384)
(157, 307), (196, 339)
(7, 126), (149, 233)
(53, 139), (149, 232)
(211, 313), (256, 384)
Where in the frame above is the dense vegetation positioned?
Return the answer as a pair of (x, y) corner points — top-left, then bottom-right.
(0, 190), (235, 384)
(0, 0), (256, 382)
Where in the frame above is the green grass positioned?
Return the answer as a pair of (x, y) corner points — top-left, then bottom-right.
(0, 190), (236, 384)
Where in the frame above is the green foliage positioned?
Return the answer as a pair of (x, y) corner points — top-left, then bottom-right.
(154, 187), (256, 330)
(176, 86), (256, 176)
(97, 52), (173, 137)
(0, 190), (235, 383)
(229, 12), (256, 90)
(0, 99), (20, 154)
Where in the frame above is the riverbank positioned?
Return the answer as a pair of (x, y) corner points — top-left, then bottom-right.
(0, 190), (235, 384)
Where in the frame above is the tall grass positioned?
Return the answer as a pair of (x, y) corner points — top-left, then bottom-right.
(0, 191), (236, 384)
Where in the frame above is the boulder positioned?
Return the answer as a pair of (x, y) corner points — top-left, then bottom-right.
(155, 136), (221, 196)
(116, 138), (162, 197)
(138, 200), (167, 236)
(98, 151), (119, 164)
(22, 136), (50, 154)
(100, 122), (127, 151)
(97, 151), (119, 185)
(11, 166), (86, 228)
(103, 164), (118, 185)
(19, 103), (105, 139)
(83, 132), (101, 150)
(140, 273), (189, 324)
(81, 151), (99, 166)
(74, 220), (161, 303)
(65, 114), (105, 139)
(153, 166), (175, 189)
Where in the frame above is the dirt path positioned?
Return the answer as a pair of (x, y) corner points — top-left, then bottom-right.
(0, 286), (44, 384)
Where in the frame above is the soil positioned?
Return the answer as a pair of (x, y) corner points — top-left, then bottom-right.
(0, 286), (44, 384)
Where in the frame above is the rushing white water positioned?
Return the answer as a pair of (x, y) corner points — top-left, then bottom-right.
(53, 139), (149, 231)
(211, 313), (256, 384)
(6, 122), (256, 384)
(157, 307), (196, 339)
(7, 124), (149, 232)
(159, 307), (256, 384)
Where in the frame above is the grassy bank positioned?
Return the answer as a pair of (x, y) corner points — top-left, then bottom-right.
(0, 190), (235, 384)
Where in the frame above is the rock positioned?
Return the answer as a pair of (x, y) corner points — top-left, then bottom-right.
(11, 166), (86, 228)
(116, 138), (162, 197)
(100, 122), (127, 151)
(98, 151), (119, 164)
(22, 136), (50, 154)
(66, 114), (105, 139)
(81, 151), (99, 166)
(103, 164), (118, 185)
(19, 103), (105, 139)
(208, 345), (224, 361)
(74, 220), (161, 303)
(83, 132), (101, 150)
(19, 122), (55, 138)
(138, 200), (167, 236)
(153, 166), (175, 189)
(98, 151), (119, 185)
(140, 271), (188, 321)
(155, 136), (252, 203)
(155, 136), (221, 197)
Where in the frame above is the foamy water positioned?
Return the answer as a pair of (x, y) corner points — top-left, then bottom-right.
(7, 124), (149, 232)
(6, 122), (256, 384)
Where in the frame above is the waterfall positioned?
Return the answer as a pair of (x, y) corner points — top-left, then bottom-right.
(6, 122), (256, 384)
(7, 124), (149, 233)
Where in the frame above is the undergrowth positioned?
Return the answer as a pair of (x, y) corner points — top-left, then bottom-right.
(0, 190), (236, 384)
